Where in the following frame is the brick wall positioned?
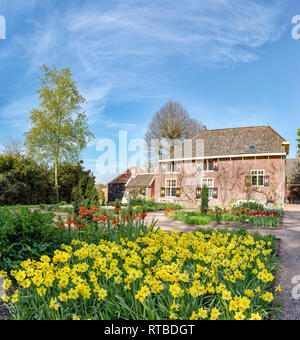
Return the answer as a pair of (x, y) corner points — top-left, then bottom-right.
(155, 156), (285, 206)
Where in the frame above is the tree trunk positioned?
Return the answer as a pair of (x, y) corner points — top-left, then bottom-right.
(54, 156), (59, 203)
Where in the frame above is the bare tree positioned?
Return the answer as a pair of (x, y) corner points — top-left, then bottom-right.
(1, 137), (24, 156)
(145, 100), (202, 171)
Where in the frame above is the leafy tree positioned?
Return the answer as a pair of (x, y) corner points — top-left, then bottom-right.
(49, 161), (94, 204)
(73, 173), (99, 215)
(85, 177), (99, 207)
(24, 65), (94, 202)
(0, 155), (51, 205)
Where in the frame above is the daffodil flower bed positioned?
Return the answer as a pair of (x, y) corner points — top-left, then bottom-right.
(0, 228), (280, 320)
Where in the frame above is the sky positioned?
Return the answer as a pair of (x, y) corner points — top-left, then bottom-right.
(0, 0), (299, 184)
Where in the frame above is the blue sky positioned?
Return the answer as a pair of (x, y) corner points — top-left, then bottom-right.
(0, 0), (299, 184)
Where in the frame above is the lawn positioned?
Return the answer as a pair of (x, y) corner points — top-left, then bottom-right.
(167, 211), (214, 225)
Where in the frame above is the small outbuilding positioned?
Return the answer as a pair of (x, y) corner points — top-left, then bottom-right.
(125, 173), (156, 200)
(107, 166), (144, 202)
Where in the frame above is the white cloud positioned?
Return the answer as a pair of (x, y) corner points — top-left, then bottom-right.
(0, 0), (287, 105)
(65, 0), (285, 69)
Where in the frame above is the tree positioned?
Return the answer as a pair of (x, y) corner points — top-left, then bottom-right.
(72, 174), (99, 215)
(200, 186), (209, 214)
(0, 155), (52, 205)
(24, 65), (94, 202)
(49, 160), (96, 204)
(1, 137), (23, 156)
(145, 100), (202, 170)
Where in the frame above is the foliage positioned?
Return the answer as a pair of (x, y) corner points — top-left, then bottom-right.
(129, 198), (181, 212)
(168, 211), (213, 225)
(239, 202), (265, 211)
(200, 186), (209, 214)
(24, 64), (94, 202)
(50, 161), (96, 204)
(73, 175), (99, 216)
(0, 208), (67, 272)
(0, 155), (51, 206)
(168, 206), (283, 228)
(0, 155), (96, 206)
(84, 178), (99, 208)
(248, 216), (279, 228)
(3, 229), (280, 320)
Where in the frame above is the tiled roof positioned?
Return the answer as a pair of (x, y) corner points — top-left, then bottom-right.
(126, 174), (155, 188)
(108, 166), (144, 184)
(162, 126), (288, 160)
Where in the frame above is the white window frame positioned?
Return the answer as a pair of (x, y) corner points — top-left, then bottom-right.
(197, 159), (216, 172)
(165, 178), (177, 197)
(164, 161), (175, 173)
(251, 169), (265, 187)
(201, 178), (214, 198)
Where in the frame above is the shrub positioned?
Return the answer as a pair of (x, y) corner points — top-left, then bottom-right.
(168, 211), (213, 225)
(129, 198), (181, 212)
(0, 208), (67, 272)
(240, 202), (265, 211)
(200, 186), (209, 214)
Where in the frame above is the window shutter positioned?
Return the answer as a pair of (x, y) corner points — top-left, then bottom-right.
(196, 160), (203, 172)
(160, 187), (165, 197)
(176, 188), (181, 197)
(213, 159), (219, 171)
(176, 162), (182, 172)
(196, 187), (201, 198)
(264, 176), (270, 187)
(245, 176), (251, 187)
(212, 188), (218, 199)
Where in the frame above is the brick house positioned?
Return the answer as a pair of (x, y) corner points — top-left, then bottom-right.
(155, 126), (289, 206)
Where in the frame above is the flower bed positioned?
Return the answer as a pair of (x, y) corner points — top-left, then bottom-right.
(167, 207), (283, 228)
(1, 228), (280, 320)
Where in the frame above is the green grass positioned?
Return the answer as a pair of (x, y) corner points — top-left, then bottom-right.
(168, 209), (282, 228)
(128, 198), (182, 212)
(168, 211), (214, 225)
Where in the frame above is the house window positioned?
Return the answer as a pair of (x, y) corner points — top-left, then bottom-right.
(166, 162), (175, 173)
(201, 178), (214, 198)
(166, 179), (177, 197)
(251, 170), (265, 187)
(197, 159), (217, 171)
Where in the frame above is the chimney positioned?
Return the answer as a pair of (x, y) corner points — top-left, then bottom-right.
(202, 125), (207, 131)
